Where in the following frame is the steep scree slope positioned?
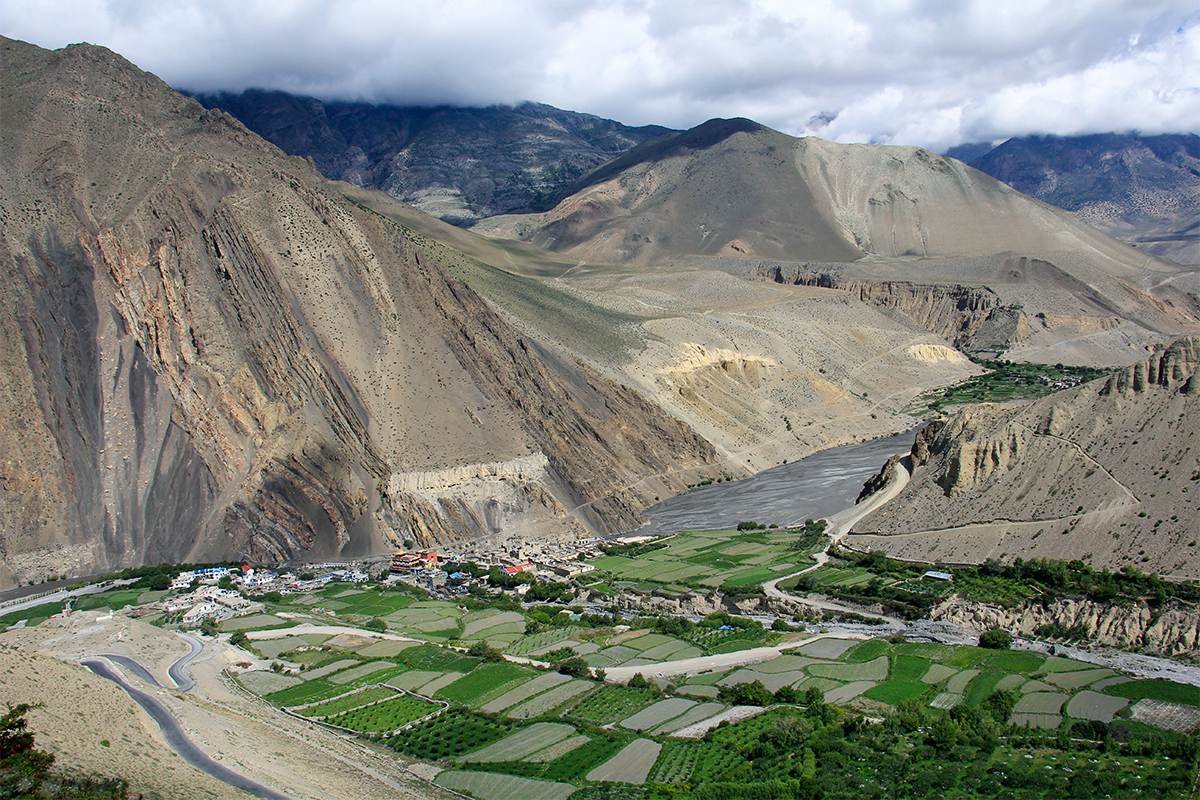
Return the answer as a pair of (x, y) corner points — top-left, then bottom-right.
(0, 38), (715, 587)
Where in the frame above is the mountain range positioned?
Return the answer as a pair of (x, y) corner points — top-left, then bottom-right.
(960, 133), (1200, 266)
(202, 90), (1200, 267)
(191, 89), (673, 225)
(2, 36), (1198, 587)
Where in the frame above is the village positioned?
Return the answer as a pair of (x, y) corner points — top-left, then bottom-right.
(152, 537), (608, 629)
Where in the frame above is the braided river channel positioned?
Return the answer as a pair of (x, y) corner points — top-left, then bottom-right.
(628, 428), (918, 539)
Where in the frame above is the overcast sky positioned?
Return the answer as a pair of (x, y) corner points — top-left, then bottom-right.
(4, 1), (1198, 151)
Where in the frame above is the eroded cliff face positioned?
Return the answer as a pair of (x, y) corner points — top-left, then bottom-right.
(932, 596), (1200, 658)
(847, 337), (1200, 576)
(0, 39), (716, 587)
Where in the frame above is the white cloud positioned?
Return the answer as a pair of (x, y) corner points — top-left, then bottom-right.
(3, 0), (1197, 147)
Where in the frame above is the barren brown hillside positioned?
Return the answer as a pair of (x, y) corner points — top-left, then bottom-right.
(848, 337), (1200, 577)
(0, 38), (717, 587)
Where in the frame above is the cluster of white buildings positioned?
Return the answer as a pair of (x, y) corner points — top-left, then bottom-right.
(161, 584), (259, 626)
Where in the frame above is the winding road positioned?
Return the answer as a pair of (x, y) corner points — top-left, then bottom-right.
(82, 638), (292, 799)
(762, 455), (912, 624)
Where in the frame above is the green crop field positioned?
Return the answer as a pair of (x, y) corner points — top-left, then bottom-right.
(890, 655), (930, 681)
(437, 662), (536, 706)
(266, 678), (344, 707)
(325, 693), (440, 732)
(296, 686), (395, 717)
(865, 680), (928, 705)
(436, 771), (577, 800)
(569, 685), (659, 725)
(388, 708), (515, 761)
(1105, 679), (1200, 706)
(459, 722), (576, 763)
(649, 740), (703, 784)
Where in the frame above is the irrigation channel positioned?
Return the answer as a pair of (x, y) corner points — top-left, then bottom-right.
(630, 428), (918, 539)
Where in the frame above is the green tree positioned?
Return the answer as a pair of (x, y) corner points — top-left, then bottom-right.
(978, 628), (1012, 649)
(1, 703), (54, 782)
(554, 656), (590, 678)
(365, 617), (387, 632)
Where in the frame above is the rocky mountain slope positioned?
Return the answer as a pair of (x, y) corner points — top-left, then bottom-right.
(964, 133), (1200, 266)
(0, 38), (717, 588)
(473, 119), (1200, 365)
(191, 90), (673, 225)
(847, 337), (1200, 577)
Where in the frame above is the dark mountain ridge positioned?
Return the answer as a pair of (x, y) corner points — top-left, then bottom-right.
(960, 132), (1200, 265)
(190, 89), (675, 224)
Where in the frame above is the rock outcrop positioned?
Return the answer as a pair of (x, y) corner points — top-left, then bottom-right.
(931, 596), (1200, 657)
(848, 337), (1200, 576)
(0, 38), (716, 587)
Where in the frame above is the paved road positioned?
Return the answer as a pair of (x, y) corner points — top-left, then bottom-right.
(169, 633), (202, 692)
(0, 578), (138, 617)
(603, 633), (866, 683)
(761, 455), (911, 624)
(82, 659), (293, 799)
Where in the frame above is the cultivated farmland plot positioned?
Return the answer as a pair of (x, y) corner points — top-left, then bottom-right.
(304, 658), (360, 680)
(238, 671), (300, 695)
(945, 669), (979, 694)
(526, 734), (591, 762)
(506, 628), (585, 656)
(437, 663), (535, 706)
(671, 705), (771, 738)
(528, 640), (583, 656)
(1131, 699), (1200, 733)
(824, 681), (876, 704)
(620, 697), (696, 731)
(921, 664), (958, 685)
(792, 638), (858, 659)
(754, 655), (816, 673)
(809, 656), (888, 682)
(222, 614), (289, 631)
(1014, 692), (1068, 714)
(389, 670), (442, 692)
(295, 686), (395, 717)
(717, 669), (806, 693)
(459, 722), (576, 763)
(639, 641), (692, 661)
(1065, 690), (1129, 722)
(586, 738), (662, 784)
(330, 661), (396, 684)
(653, 702), (726, 735)
(1020, 680), (1055, 693)
(435, 770), (577, 800)
(930, 692), (963, 709)
(569, 685), (659, 724)
(1045, 669), (1114, 690)
(993, 674), (1026, 692)
(507, 680), (592, 719)
(417, 671), (464, 696)
(482, 673), (570, 713)
(326, 694), (439, 732)
(357, 640), (415, 658)
(1009, 712), (1061, 729)
(650, 741), (703, 783)
(678, 685), (719, 698)
(254, 636), (309, 658)
(1090, 675), (1132, 691)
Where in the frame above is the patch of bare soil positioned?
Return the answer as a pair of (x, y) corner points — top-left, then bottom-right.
(2, 612), (458, 800)
(0, 644), (232, 799)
